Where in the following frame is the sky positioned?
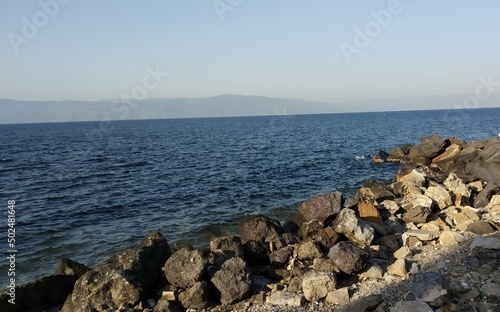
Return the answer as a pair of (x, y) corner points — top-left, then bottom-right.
(1, 0), (500, 104)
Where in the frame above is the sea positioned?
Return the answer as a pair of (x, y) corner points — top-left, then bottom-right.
(1, 107), (499, 287)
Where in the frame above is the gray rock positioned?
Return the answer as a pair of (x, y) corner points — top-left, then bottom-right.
(211, 257), (252, 305)
(54, 258), (90, 277)
(402, 205), (432, 224)
(326, 287), (350, 305)
(375, 234), (401, 253)
(373, 150), (389, 163)
(332, 208), (374, 247)
(178, 281), (209, 310)
(302, 270), (337, 302)
(210, 236), (244, 259)
(469, 235), (500, 251)
(466, 220), (498, 235)
(301, 219), (323, 238)
(270, 246), (293, 267)
(164, 248), (207, 289)
(406, 135), (449, 165)
(297, 240), (323, 260)
(444, 173), (471, 204)
(474, 183), (499, 208)
(402, 230), (440, 243)
(438, 231), (467, 246)
(390, 300), (433, 312)
(238, 215), (285, 244)
(328, 241), (369, 275)
(62, 233), (171, 312)
(153, 299), (182, 312)
(480, 282), (500, 298)
(412, 272), (448, 308)
(364, 180), (396, 203)
(298, 191), (344, 222)
(266, 291), (305, 307)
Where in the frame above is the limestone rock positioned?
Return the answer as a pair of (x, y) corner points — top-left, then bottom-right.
(266, 291), (305, 307)
(301, 270), (337, 302)
(365, 180), (396, 203)
(425, 185), (452, 210)
(474, 184), (499, 208)
(301, 219), (323, 238)
(466, 220), (497, 235)
(438, 231), (467, 246)
(432, 143), (461, 163)
(380, 200), (400, 214)
(394, 246), (412, 259)
(407, 135), (449, 164)
(270, 246), (293, 267)
(211, 257), (252, 305)
(412, 272), (448, 308)
(164, 248), (207, 289)
(298, 191), (344, 222)
(444, 173), (471, 205)
(326, 287), (350, 305)
(153, 300), (182, 312)
(361, 264), (384, 280)
(358, 201), (384, 224)
(62, 233), (171, 312)
(390, 300), (433, 312)
(238, 215), (285, 244)
(397, 168), (427, 186)
(480, 282), (500, 298)
(332, 208), (374, 247)
(297, 240), (323, 260)
(178, 281), (209, 310)
(402, 230), (440, 243)
(328, 241), (369, 275)
(387, 145), (411, 163)
(387, 259), (407, 277)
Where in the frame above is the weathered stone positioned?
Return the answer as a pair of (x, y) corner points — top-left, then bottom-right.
(432, 143), (461, 163)
(372, 150), (389, 163)
(312, 226), (339, 250)
(401, 193), (434, 211)
(467, 180), (484, 192)
(54, 258), (90, 277)
(402, 205), (432, 224)
(397, 168), (427, 186)
(390, 300), (433, 312)
(266, 291), (305, 307)
(407, 135), (449, 164)
(412, 272), (448, 308)
(444, 173), (471, 205)
(439, 231), (467, 246)
(211, 257), (252, 305)
(480, 282), (500, 298)
(298, 191), (344, 222)
(380, 200), (400, 214)
(297, 240), (323, 260)
(153, 299), (182, 312)
(425, 185), (452, 210)
(312, 258), (341, 274)
(365, 180), (396, 203)
(238, 215), (285, 244)
(474, 184), (500, 208)
(388, 259), (407, 277)
(178, 281), (209, 310)
(486, 194), (500, 210)
(301, 219), (323, 238)
(210, 236), (244, 259)
(62, 233), (171, 312)
(348, 294), (383, 311)
(270, 246), (293, 267)
(349, 187), (376, 207)
(461, 288), (480, 301)
(469, 235), (500, 251)
(452, 208), (480, 231)
(394, 246), (412, 259)
(387, 145), (411, 163)
(332, 208), (374, 247)
(358, 201), (384, 224)
(328, 241), (369, 275)
(375, 235), (401, 253)
(326, 287), (350, 305)
(391, 181), (423, 197)
(402, 230), (440, 243)
(466, 220), (497, 235)
(302, 270), (337, 302)
(361, 264), (384, 280)
(164, 248), (207, 289)
(283, 212), (306, 235)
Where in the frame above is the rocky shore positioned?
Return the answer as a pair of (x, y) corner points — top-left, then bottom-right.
(2, 135), (500, 312)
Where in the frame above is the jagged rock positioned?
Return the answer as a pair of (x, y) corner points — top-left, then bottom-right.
(486, 194), (500, 210)
(388, 259), (407, 277)
(211, 257), (252, 305)
(178, 281), (209, 310)
(412, 272), (448, 308)
(391, 181), (423, 197)
(326, 287), (350, 305)
(387, 144), (412, 163)
(469, 235), (500, 251)
(406, 135), (449, 164)
(312, 258), (341, 274)
(164, 248), (207, 289)
(365, 180), (396, 203)
(312, 226), (339, 250)
(401, 193), (434, 212)
(349, 187), (376, 207)
(390, 300), (433, 312)
(380, 200), (400, 214)
(394, 246), (412, 259)
(153, 299), (182, 312)
(432, 143), (461, 163)
(480, 282), (500, 299)
(270, 246), (293, 267)
(238, 215), (285, 244)
(425, 185), (452, 210)
(444, 173), (472, 205)
(402, 230), (440, 243)
(301, 270), (337, 302)
(54, 258), (90, 277)
(210, 236), (244, 259)
(297, 240), (323, 260)
(358, 201), (384, 224)
(301, 219), (323, 238)
(361, 264), (384, 280)
(332, 208), (374, 247)
(283, 212), (306, 235)
(439, 231), (467, 246)
(474, 184), (500, 208)
(375, 235), (401, 253)
(468, 180), (484, 192)
(62, 233), (171, 312)
(402, 205), (432, 224)
(266, 291), (305, 307)
(452, 207), (480, 231)
(328, 241), (369, 275)
(397, 168), (427, 186)
(298, 191), (344, 222)
(373, 150), (389, 163)
(466, 220), (498, 235)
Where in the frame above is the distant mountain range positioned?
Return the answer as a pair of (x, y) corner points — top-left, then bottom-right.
(0, 94), (499, 124)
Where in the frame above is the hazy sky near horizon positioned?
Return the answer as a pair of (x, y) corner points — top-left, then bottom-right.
(1, 0), (500, 104)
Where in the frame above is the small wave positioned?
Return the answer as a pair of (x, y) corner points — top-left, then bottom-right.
(353, 155), (366, 160)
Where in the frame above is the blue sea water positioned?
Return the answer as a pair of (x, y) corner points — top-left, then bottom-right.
(0, 107), (499, 286)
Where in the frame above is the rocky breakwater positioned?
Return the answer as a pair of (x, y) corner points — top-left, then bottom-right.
(1, 135), (500, 312)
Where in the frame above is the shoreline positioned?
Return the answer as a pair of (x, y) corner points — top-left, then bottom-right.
(2, 134), (500, 311)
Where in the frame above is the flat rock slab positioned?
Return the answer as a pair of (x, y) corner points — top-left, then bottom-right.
(266, 291), (305, 307)
(402, 230), (440, 243)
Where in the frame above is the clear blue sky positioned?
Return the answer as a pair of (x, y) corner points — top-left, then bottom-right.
(1, 0), (499, 103)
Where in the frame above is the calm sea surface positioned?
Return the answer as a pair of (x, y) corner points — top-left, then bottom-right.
(1, 108), (499, 286)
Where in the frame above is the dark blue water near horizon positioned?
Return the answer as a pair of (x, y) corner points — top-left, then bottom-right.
(0, 107), (499, 286)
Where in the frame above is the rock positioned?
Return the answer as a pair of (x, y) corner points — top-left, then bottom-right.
(361, 264), (384, 280)
(391, 181), (423, 197)
(380, 200), (401, 214)
(270, 246), (293, 267)
(244, 240), (271, 266)
(332, 208), (374, 247)
(439, 231), (467, 246)
(301, 219), (323, 238)
(373, 150), (389, 163)
(62, 233), (171, 312)
(486, 194), (500, 210)
(407, 135), (449, 164)
(283, 212), (306, 235)
(402, 205), (432, 224)
(461, 288), (480, 301)
(432, 143), (461, 163)
(326, 287), (350, 305)
(301, 270), (337, 302)
(387, 259), (407, 277)
(365, 180), (396, 203)
(211, 257), (252, 305)
(466, 220), (497, 235)
(347, 294), (383, 311)
(328, 241), (369, 275)
(312, 226), (339, 250)
(54, 258), (90, 277)
(313, 258), (341, 273)
(397, 168), (427, 186)
(210, 236), (244, 259)
(474, 184), (499, 208)
(387, 146), (409, 163)
(468, 180), (484, 192)
(469, 235), (500, 251)
(444, 173), (471, 205)
(425, 185), (452, 210)
(298, 191), (344, 222)
(358, 201), (384, 224)
(238, 215), (285, 244)
(390, 300), (433, 312)
(153, 299), (182, 312)
(164, 248), (207, 289)
(0, 275), (78, 312)
(375, 235), (401, 253)
(480, 282), (500, 298)
(178, 281), (209, 310)
(297, 240), (323, 260)
(394, 246), (412, 259)
(402, 230), (440, 243)
(401, 193), (434, 211)
(266, 291), (305, 307)
(412, 272), (448, 308)
(452, 208), (480, 231)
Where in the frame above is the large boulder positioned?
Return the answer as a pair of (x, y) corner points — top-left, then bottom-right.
(211, 257), (253, 305)
(328, 241), (369, 275)
(164, 248), (207, 289)
(178, 281), (210, 310)
(424, 185), (452, 210)
(238, 215), (285, 244)
(432, 143), (461, 163)
(301, 270), (337, 302)
(406, 135), (449, 164)
(298, 191), (344, 222)
(62, 233), (171, 312)
(444, 173), (471, 205)
(332, 208), (374, 247)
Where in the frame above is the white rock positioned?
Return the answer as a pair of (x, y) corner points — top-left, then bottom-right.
(266, 291), (306, 307)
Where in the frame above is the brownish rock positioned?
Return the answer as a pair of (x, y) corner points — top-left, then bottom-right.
(298, 191), (344, 222)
